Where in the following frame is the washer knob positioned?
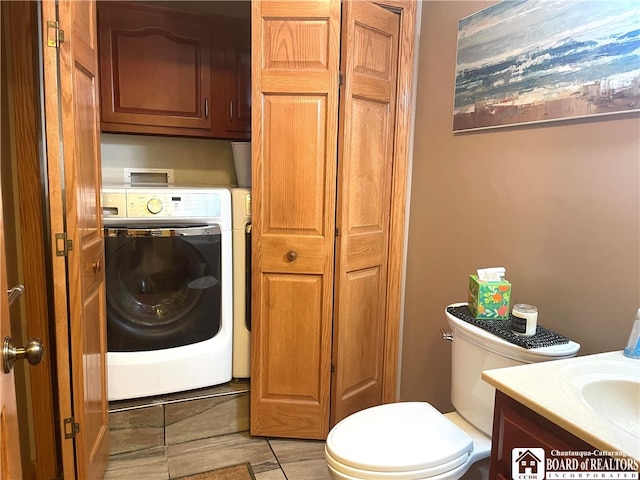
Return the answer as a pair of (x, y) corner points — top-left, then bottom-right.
(147, 198), (163, 214)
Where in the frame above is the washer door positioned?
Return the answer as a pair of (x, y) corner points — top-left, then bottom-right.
(105, 226), (222, 351)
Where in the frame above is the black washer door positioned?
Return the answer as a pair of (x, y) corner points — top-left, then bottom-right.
(105, 226), (222, 352)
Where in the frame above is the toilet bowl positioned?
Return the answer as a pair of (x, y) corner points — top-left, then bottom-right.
(325, 303), (580, 480)
(326, 403), (490, 480)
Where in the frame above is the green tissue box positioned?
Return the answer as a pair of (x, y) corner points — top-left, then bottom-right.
(468, 275), (511, 319)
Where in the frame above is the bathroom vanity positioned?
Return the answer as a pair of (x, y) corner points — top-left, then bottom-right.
(488, 391), (597, 480)
(482, 350), (640, 480)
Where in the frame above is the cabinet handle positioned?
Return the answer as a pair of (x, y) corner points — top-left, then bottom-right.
(229, 101), (233, 120)
(205, 98), (209, 119)
(286, 250), (297, 262)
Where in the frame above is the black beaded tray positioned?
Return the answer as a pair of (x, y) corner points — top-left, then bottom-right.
(446, 305), (570, 349)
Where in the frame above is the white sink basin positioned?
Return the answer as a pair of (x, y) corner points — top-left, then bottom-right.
(580, 379), (640, 438)
(558, 356), (640, 442)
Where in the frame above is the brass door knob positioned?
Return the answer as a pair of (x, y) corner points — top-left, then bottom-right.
(3, 337), (44, 374)
(286, 250), (298, 262)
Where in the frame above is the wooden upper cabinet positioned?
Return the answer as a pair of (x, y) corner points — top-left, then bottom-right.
(97, 2), (250, 139)
(98, 2), (212, 134)
(224, 16), (251, 134)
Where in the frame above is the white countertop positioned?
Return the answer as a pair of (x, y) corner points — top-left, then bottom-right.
(482, 350), (640, 462)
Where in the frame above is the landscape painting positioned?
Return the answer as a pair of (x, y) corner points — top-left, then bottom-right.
(453, 0), (640, 132)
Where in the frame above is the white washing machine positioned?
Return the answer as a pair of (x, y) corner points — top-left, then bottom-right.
(102, 186), (233, 400)
(231, 188), (251, 378)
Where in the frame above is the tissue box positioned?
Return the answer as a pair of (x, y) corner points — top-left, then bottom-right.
(468, 275), (511, 319)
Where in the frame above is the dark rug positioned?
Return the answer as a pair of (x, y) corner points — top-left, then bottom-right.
(174, 463), (255, 480)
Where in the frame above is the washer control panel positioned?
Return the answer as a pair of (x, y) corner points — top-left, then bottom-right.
(102, 189), (223, 219)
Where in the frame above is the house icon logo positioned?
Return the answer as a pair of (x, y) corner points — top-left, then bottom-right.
(512, 448), (545, 480)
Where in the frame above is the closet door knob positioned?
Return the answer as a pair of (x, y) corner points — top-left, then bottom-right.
(286, 250), (297, 262)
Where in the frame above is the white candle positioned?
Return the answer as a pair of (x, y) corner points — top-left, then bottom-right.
(512, 304), (538, 337)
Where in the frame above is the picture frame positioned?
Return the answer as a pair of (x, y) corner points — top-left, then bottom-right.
(453, 0), (640, 132)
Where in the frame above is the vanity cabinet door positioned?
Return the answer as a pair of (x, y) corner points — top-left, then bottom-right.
(98, 2), (212, 135)
(489, 391), (596, 480)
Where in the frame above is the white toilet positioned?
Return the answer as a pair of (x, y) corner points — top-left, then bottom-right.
(325, 303), (580, 480)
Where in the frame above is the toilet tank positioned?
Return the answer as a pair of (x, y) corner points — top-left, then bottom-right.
(445, 304), (580, 437)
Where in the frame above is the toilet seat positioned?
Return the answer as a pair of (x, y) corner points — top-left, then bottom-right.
(326, 455), (472, 480)
(326, 402), (473, 479)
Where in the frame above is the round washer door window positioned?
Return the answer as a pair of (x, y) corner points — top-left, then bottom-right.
(106, 236), (215, 327)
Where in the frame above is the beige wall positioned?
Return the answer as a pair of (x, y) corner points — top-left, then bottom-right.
(400, 1), (640, 411)
(101, 133), (238, 187)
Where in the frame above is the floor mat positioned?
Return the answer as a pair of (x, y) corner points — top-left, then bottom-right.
(174, 463), (255, 480)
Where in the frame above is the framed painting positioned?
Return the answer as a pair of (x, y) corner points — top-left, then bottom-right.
(453, 0), (640, 132)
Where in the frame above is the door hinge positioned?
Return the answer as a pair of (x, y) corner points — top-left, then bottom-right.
(63, 417), (80, 439)
(331, 363), (335, 373)
(55, 233), (73, 256)
(47, 21), (65, 48)
(339, 72), (344, 86)
(335, 227), (339, 237)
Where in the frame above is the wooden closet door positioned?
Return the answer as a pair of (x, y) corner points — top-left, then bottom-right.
(250, 0), (341, 439)
(331, 1), (400, 425)
(44, 1), (109, 477)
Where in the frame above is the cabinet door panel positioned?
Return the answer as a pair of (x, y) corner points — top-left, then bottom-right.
(259, 274), (324, 401)
(338, 267), (384, 406)
(262, 95), (328, 235)
(98, 3), (211, 131)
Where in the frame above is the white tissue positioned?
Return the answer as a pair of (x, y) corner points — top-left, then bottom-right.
(477, 267), (506, 282)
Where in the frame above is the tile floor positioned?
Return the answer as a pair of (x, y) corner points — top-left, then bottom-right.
(105, 381), (332, 479)
(105, 432), (331, 479)
(105, 381), (490, 480)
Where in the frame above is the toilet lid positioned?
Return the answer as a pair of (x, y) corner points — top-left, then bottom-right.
(326, 402), (473, 474)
